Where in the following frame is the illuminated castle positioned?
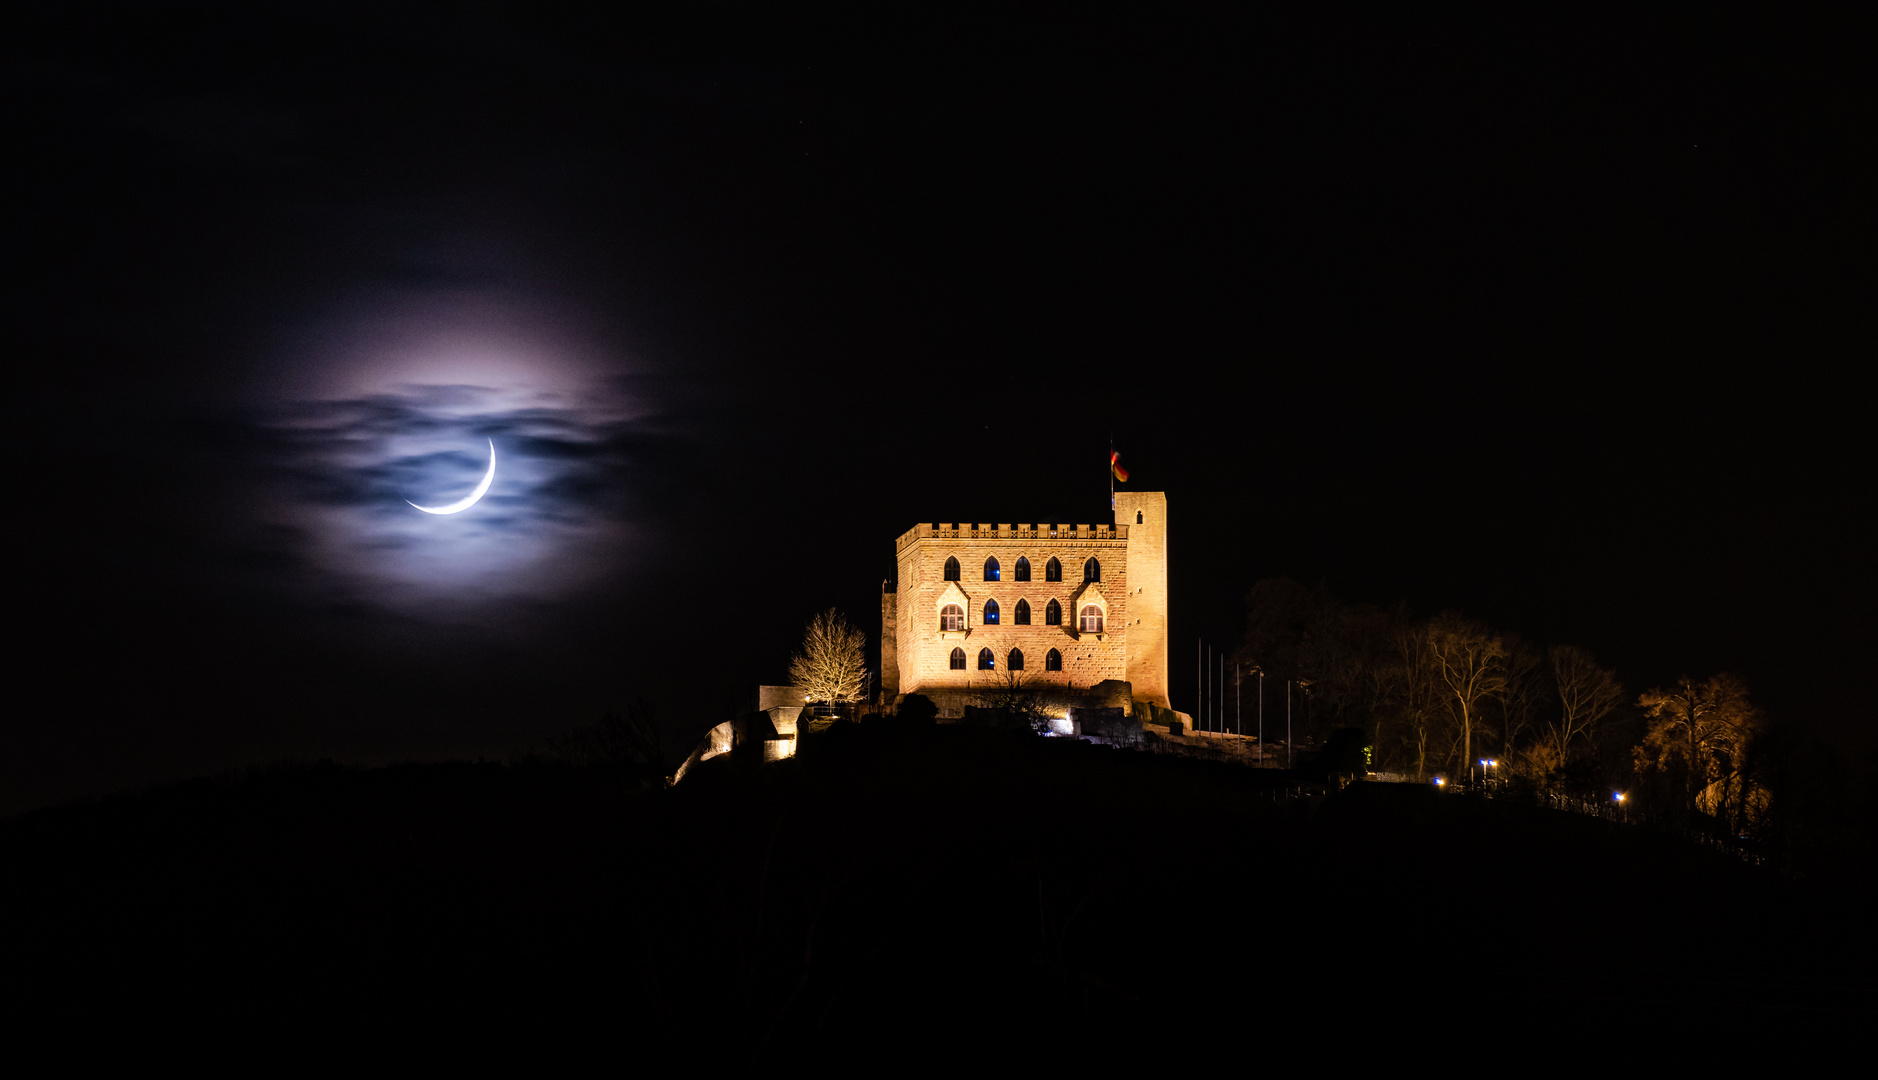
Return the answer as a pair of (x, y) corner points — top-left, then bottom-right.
(880, 491), (1169, 715)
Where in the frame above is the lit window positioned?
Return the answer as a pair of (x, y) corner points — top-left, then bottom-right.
(1014, 556), (1031, 581)
(944, 557), (960, 582)
(1014, 599), (1031, 625)
(1046, 648), (1062, 672)
(984, 557), (1000, 581)
(1083, 558), (1100, 583)
(940, 604), (964, 632)
(983, 600), (999, 625)
(978, 648), (995, 670)
(1045, 557), (1062, 582)
(1009, 648), (1024, 671)
(1045, 599), (1062, 625)
(950, 648), (966, 670)
(1080, 605), (1104, 633)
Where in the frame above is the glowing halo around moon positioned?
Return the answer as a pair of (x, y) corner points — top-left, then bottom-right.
(407, 439), (496, 515)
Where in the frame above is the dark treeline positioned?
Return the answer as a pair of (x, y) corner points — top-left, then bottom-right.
(1235, 577), (1876, 885)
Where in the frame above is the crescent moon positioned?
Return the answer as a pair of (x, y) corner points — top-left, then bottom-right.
(407, 439), (496, 515)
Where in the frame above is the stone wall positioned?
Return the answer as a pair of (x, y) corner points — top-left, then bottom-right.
(892, 522), (1133, 700)
(879, 580), (900, 700)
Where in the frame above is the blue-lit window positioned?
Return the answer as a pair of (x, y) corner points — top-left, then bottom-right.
(983, 600), (1000, 625)
(1014, 599), (1031, 625)
(978, 648), (995, 670)
(984, 557), (1000, 581)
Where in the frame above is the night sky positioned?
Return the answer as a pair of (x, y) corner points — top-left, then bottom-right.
(8, 6), (1872, 813)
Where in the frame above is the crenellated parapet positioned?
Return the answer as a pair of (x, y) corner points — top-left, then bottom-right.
(895, 522), (1128, 554)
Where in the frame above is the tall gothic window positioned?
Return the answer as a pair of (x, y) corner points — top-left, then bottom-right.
(1080, 605), (1104, 633)
(1045, 648), (1062, 671)
(1008, 648), (1024, 671)
(1014, 556), (1031, 581)
(984, 557), (1000, 581)
(1045, 557), (1062, 582)
(940, 604), (964, 632)
(950, 647), (966, 670)
(1083, 558), (1101, 583)
(977, 648), (995, 670)
(983, 599), (1000, 625)
(1014, 599), (1031, 625)
(1045, 599), (1062, 626)
(944, 557), (960, 582)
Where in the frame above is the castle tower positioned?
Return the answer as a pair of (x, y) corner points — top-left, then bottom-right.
(1114, 491), (1169, 708)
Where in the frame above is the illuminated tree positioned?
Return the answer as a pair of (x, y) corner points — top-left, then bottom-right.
(1428, 615), (1508, 777)
(788, 608), (869, 708)
(1636, 674), (1762, 825)
(1542, 645), (1623, 774)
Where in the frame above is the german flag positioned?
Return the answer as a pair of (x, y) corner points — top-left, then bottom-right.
(1110, 450), (1129, 483)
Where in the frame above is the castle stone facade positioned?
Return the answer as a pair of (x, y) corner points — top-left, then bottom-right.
(881, 491), (1169, 714)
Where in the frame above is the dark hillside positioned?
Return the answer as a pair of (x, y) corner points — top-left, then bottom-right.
(6, 724), (1873, 1056)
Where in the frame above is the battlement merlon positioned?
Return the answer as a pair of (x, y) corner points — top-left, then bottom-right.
(894, 522), (1130, 556)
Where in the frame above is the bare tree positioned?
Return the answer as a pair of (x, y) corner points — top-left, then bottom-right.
(1544, 645), (1623, 774)
(973, 666), (1069, 731)
(788, 609), (869, 709)
(1385, 623), (1446, 778)
(1496, 636), (1546, 767)
(1428, 615), (1508, 778)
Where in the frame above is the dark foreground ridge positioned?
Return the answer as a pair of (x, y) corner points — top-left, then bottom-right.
(7, 720), (1875, 1056)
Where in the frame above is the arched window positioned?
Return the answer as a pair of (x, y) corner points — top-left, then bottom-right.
(950, 647), (966, 670)
(1008, 648), (1024, 671)
(983, 599), (1000, 625)
(1014, 599), (1031, 625)
(1046, 648), (1062, 672)
(1014, 556), (1031, 581)
(944, 557), (960, 582)
(940, 604), (964, 632)
(1136, 510), (1143, 524)
(977, 648), (995, 670)
(1080, 605), (1104, 633)
(1044, 557), (1062, 582)
(984, 557), (1000, 581)
(1045, 599), (1062, 626)
(1083, 558), (1101, 583)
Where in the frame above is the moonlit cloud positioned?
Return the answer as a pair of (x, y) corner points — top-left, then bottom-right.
(245, 382), (659, 621)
